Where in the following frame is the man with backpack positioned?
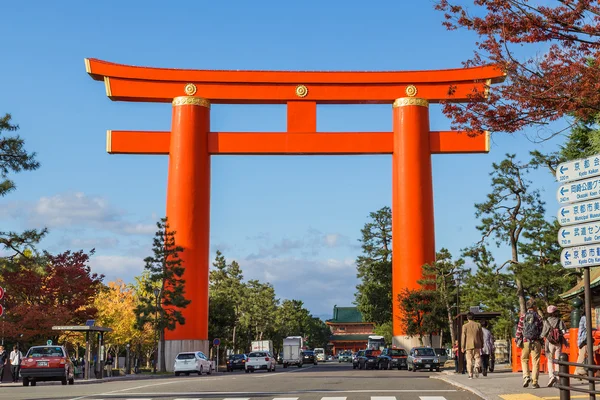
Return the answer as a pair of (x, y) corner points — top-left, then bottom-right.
(542, 305), (567, 387)
(515, 299), (544, 389)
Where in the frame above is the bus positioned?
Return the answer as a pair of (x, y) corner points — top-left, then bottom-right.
(367, 335), (386, 351)
(313, 348), (325, 362)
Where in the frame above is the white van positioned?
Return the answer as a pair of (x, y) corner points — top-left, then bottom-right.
(314, 348), (325, 362)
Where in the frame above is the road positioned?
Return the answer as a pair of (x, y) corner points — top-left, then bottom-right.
(0, 362), (477, 400)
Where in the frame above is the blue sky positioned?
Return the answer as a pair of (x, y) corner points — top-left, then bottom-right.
(1, 0), (565, 321)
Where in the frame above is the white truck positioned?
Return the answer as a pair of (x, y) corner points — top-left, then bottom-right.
(251, 340), (273, 354)
(282, 336), (303, 368)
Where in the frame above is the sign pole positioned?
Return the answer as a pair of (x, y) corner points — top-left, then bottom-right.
(217, 345), (219, 374)
(584, 267), (596, 398)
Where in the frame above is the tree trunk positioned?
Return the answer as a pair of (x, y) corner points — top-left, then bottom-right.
(159, 328), (166, 373)
(232, 324), (237, 353)
(444, 295), (455, 345)
(516, 277), (526, 315)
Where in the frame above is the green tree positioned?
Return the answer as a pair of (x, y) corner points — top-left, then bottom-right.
(469, 154), (545, 315)
(460, 247), (518, 340)
(304, 317), (331, 349)
(134, 217), (191, 372)
(520, 219), (576, 308)
(397, 288), (446, 346)
(354, 206), (392, 325)
(209, 251), (245, 352)
(0, 113), (46, 264)
(240, 280), (278, 341)
(373, 321), (393, 346)
(421, 248), (467, 345)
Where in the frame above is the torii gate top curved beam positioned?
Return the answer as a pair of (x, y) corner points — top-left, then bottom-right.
(85, 58), (505, 104)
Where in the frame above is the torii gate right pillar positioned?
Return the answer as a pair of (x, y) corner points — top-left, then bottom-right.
(391, 97), (435, 349)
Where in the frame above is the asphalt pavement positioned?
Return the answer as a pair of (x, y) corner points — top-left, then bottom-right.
(0, 362), (478, 400)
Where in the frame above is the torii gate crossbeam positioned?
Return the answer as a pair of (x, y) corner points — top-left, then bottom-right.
(85, 58), (505, 368)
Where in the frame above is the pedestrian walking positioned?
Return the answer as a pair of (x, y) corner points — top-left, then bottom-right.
(0, 346), (7, 383)
(452, 340), (459, 373)
(541, 305), (567, 387)
(461, 312), (483, 379)
(480, 320), (495, 376)
(515, 299), (544, 389)
(9, 345), (23, 383)
(106, 353), (114, 377)
(574, 308), (592, 377)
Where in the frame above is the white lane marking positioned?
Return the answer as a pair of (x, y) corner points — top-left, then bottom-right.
(174, 399), (202, 400)
(321, 397), (347, 400)
(372, 397), (396, 400)
(273, 398), (299, 400)
(420, 397), (448, 400)
(93, 390), (457, 396)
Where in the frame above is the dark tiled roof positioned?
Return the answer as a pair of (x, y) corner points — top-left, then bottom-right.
(326, 306), (364, 323)
(329, 334), (371, 341)
(560, 267), (600, 299)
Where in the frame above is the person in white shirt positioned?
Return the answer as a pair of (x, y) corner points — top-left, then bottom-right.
(9, 345), (23, 383)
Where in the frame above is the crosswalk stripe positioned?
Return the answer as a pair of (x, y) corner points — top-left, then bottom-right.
(273, 398), (299, 400)
(372, 397), (396, 400)
(419, 397), (448, 400)
(223, 398), (250, 400)
(174, 399), (202, 400)
(321, 397), (347, 400)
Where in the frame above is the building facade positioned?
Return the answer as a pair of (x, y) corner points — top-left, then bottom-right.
(325, 306), (375, 355)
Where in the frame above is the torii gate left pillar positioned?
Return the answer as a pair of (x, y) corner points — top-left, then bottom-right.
(84, 58), (504, 368)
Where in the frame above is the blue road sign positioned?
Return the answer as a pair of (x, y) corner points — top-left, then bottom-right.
(558, 221), (600, 247)
(213, 338), (221, 346)
(557, 175), (600, 204)
(561, 244), (600, 268)
(558, 199), (600, 226)
(556, 155), (600, 183)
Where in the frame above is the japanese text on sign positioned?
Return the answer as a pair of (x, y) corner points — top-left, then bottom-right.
(556, 155), (600, 183)
(561, 244), (600, 268)
(558, 221), (600, 247)
(558, 199), (600, 226)
(557, 176), (600, 204)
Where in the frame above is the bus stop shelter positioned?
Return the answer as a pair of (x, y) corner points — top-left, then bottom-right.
(52, 324), (112, 380)
(453, 311), (501, 373)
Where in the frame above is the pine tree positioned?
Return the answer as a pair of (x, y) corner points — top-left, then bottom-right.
(0, 113), (46, 264)
(134, 217), (190, 372)
(354, 206), (392, 325)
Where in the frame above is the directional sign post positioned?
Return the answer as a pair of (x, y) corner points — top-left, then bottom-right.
(558, 221), (600, 247)
(557, 175), (600, 204)
(556, 155), (600, 183)
(557, 155), (600, 377)
(213, 338), (220, 374)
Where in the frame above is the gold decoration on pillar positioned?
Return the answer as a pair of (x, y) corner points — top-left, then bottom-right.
(405, 85), (418, 97)
(295, 85), (308, 98)
(172, 96), (211, 108)
(393, 97), (429, 108)
(184, 83), (197, 96)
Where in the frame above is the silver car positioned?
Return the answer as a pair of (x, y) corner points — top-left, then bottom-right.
(406, 347), (441, 372)
(174, 351), (213, 376)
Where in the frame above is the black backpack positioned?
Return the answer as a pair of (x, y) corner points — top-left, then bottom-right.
(546, 319), (562, 345)
(522, 310), (542, 340)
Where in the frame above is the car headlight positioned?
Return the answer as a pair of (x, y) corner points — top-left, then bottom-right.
(434, 358), (439, 363)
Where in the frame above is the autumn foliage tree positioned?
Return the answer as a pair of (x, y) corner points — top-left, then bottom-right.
(434, 1), (600, 137)
(1, 250), (104, 345)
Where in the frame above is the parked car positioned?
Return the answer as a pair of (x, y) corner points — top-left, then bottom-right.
(434, 348), (448, 364)
(20, 345), (75, 386)
(245, 351), (276, 372)
(338, 351), (352, 363)
(173, 351), (213, 376)
(376, 348), (408, 370)
(407, 347), (441, 372)
(301, 350), (318, 365)
(226, 354), (248, 372)
(357, 349), (380, 370)
(352, 350), (364, 369)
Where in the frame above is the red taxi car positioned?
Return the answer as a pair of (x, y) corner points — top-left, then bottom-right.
(20, 345), (75, 386)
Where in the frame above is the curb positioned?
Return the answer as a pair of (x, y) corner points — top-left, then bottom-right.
(430, 375), (493, 400)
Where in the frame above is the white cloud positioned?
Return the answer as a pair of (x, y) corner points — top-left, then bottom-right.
(89, 254), (145, 283)
(246, 229), (354, 259)
(24, 192), (155, 236)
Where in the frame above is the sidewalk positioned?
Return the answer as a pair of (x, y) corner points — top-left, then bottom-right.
(432, 368), (593, 400)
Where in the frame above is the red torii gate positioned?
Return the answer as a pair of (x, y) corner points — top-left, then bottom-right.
(85, 58), (504, 364)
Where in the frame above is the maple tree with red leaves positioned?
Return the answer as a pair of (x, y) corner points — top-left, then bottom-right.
(1, 250), (104, 345)
(434, 0), (600, 137)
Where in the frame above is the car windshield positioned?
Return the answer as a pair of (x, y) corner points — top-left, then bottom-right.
(27, 347), (65, 358)
(249, 352), (266, 357)
(176, 353), (196, 360)
(230, 354), (245, 360)
(390, 349), (407, 356)
(414, 348), (435, 356)
(302, 351), (314, 355)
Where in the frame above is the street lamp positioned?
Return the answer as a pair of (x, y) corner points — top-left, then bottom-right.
(126, 343), (131, 375)
(153, 288), (160, 374)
